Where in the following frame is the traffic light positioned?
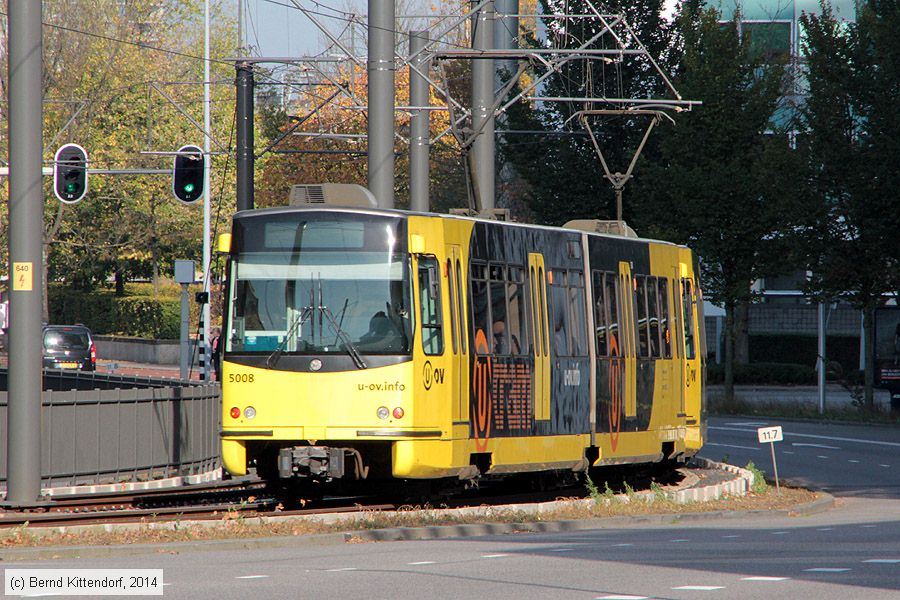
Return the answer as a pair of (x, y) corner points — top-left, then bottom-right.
(173, 144), (204, 203)
(53, 143), (88, 203)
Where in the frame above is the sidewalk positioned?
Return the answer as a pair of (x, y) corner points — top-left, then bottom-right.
(95, 358), (215, 382)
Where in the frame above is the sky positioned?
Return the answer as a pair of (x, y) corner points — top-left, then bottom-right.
(244, 1), (422, 59)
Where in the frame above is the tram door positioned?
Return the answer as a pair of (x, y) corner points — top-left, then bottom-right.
(671, 268), (686, 420)
(527, 253), (550, 421)
(446, 245), (469, 424)
(679, 266), (701, 421)
(617, 261), (637, 419)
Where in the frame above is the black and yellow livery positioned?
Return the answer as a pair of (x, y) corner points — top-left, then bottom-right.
(219, 205), (705, 489)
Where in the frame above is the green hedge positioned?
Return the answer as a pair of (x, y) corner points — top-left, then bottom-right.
(49, 286), (189, 340)
(707, 362), (815, 385)
(707, 362), (864, 386)
(748, 334), (860, 376)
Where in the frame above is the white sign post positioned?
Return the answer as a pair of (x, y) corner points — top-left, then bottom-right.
(757, 426), (783, 493)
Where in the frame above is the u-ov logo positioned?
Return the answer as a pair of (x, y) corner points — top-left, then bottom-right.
(423, 360), (445, 390)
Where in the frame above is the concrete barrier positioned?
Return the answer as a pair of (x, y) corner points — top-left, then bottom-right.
(708, 384), (891, 410)
(94, 335), (199, 366)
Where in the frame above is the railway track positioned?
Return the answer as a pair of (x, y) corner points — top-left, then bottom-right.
(0, 465), (691, 529)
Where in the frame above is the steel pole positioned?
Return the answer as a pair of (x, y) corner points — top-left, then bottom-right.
(202, 0), (211, 380)
(494, 0), (518, 83)
(367, 0), (396, 208)
(409, 30), (431, 212)
(471, 1), (496, 211)
(5, 0), (45, 507)
(236, 62), (254, 212)
(818, 302), (826, 414)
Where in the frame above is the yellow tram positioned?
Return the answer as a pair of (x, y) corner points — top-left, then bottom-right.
(218, 200), (705, 491)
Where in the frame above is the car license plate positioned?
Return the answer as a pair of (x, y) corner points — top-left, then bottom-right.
(59, 362), (78, 369)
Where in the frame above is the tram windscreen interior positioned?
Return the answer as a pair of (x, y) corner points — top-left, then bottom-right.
(226, 213), (412, 355)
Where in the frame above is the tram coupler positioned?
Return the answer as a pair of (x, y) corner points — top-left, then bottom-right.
(278, 446), (345, 481)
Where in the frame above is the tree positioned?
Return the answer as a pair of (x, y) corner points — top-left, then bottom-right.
(254, 51), (468, 211)
(800, 1), (900, 408)
(631, 6), (806, 401)
(500, 0), (680, 225)
(0, 0), (239, 318)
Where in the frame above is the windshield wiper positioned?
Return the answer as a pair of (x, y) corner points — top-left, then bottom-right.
(265, 307), (312, 369)
(320, 304), (367, 370)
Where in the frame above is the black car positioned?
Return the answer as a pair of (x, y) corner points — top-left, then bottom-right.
(42, 325), (96, 371)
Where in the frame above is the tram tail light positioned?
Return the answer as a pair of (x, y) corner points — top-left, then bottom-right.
(393, 407), (405, 419)
(230, 407), (240, 419)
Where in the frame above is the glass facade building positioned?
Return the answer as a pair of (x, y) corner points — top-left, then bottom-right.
(708, 0), (858, 57)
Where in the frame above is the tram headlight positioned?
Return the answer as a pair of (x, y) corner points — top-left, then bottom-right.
(376, 406), (390, 420)
(244, 406), (256, 420)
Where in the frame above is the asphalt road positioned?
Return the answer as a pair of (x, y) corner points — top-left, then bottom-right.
(704, 416), (900, 498)
(3, 418), (898, 599)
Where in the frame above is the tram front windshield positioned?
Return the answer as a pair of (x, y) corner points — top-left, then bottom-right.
(226, 212), (412, 356)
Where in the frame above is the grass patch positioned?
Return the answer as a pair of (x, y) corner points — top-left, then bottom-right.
(709, 395), (900, 425)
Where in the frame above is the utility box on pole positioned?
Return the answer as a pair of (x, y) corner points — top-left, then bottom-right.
(175, 260), (196, 380)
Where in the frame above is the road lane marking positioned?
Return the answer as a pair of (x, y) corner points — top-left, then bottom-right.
(408, 561), (436, 565)
(771, 531), (789, 535)
(817, 455), (829, 459)
(741, 576), (789, 581)
(863, 559), (900, 563)
(722, 535), (741, 538)
(792, 443), (840, 450)
(551, 548), (574, 552)
(879, 464), (891, 468)
(327, 568), (358, 572)
(613, 543), (634, 547)
(816, 528), (834, 531)
(596, 595), (649, 599)
(235, 575), (269, 579)
(709, 426), (900, 448)
(673, 585), (725, 590)
(705, 442), (760, 451)
(481, 554), (508, 558)
(804, 568), (850, 572)
(848, 460), (860, 463)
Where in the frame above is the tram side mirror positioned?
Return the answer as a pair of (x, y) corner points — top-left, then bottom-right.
(217, 233), (232, 254)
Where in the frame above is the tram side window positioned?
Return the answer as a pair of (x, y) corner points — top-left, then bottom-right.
(658, 278), (672, 358)
(682, 278), (696, 360)
(490, 265), (513, 354)
(634, 276), (650, 358)
(592, 271), (608, 356)
(549, 270), (569, 357)
(470, 262), (491, 353)
(605, 274), (620, 356)
(456, 259), (467, 354)
(446, 259), (458, 354)
(418, 256), (444, 355)
(647, 277), (662, 359)
(507, 267), (527, 355)
(568, 270), (587, 356)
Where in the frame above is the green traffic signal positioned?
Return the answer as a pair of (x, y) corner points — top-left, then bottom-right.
(184, 183), (195, 193)
(66, 182), (78, 194)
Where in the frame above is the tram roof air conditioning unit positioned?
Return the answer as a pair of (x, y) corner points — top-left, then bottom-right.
(563, 219), (638, 238)
(289, 183), (377, 208)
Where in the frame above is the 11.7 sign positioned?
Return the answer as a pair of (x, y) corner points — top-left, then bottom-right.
(758, 426), (783, 443)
